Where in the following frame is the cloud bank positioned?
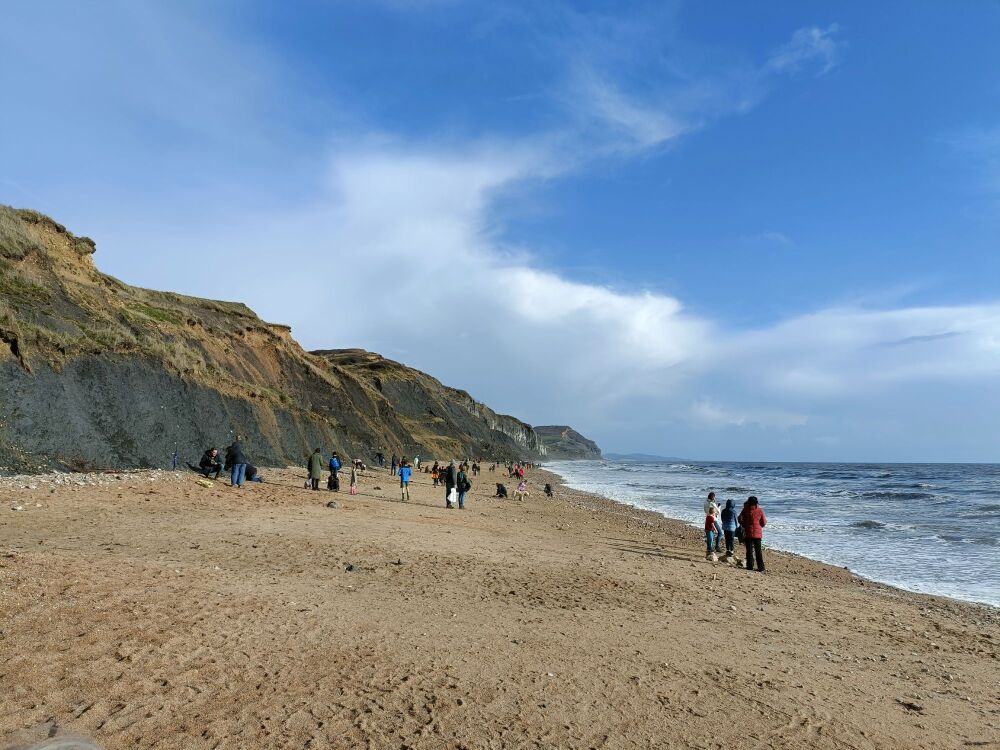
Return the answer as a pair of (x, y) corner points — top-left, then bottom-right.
(4, 3), (998, 460)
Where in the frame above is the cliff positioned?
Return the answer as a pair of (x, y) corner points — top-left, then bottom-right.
(0, 206), (562, 472)
(533, 425), (603, 460)
(313, 349), (546, 459)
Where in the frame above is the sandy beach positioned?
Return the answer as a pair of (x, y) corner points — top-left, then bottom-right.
(1, 464), (998, 749)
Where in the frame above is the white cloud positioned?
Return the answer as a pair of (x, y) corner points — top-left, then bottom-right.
(765, 24), (843, 75)
(568, 68), (689, 151)
(690, 398), (808, 429)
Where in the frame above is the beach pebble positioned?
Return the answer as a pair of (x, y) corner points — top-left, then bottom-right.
(10, 505), (24, 511)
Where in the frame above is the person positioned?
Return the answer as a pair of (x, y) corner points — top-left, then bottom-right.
(414, 456), (420, 471)
(350, 461), (359, 495)
(391, 454), (399, 476)
(704, 506), (718, 560)
(306, 448), (323, 491)
(399, 460), (412, 502)
(512, 479), (528, 501)
(720, 499), (738, 558)
(245, 464), (264, 483)
(444, 459), (458, 508)
(431, 461), (440, 487)
(329, 452), (342, 492)
(495, 482), (508, 498)
(704, 492), (723, 554)
(225, 436), (248, 488)
(197, 447), (223, 479)
(738, 496), (767, 573)
(456, 463), (472, 510)
(544, 483), (554, 497)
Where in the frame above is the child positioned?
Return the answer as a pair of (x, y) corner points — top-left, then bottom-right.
(705, 507), (717, 559)
(432, 466), (440, 487)
(350, 462), (359, 495)
(512, 480), (529, 501)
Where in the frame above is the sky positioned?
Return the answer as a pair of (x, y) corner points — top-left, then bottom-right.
(2, 1), (1000, 462)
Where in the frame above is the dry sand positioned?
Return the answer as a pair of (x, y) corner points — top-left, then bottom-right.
(1, 464), (998, 749)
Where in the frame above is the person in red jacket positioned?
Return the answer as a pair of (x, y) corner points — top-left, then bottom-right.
(738, 496), (767, 573)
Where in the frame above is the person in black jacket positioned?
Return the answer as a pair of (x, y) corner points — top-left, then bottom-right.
(445, 460), (458, 508)
(225, 437), (249, 488)
(198, 447), (223, 479)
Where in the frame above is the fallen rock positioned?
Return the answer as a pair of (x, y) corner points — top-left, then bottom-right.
(896, 699), (924, 713)
(326, 501), (338, 509)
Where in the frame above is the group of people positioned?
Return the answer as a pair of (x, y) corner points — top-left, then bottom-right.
(703, 491), (768, 573)
(190, 436), (536, 514)
(191, 439), (263, 487)
(306, 449), (364, 495)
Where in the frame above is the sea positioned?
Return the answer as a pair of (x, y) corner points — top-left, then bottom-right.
(544, 459), (1000, 608)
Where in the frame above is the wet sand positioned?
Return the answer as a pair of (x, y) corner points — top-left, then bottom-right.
(1, 464), (998, 749)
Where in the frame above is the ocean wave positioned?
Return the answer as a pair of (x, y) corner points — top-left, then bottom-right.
(859, 490), (935, 501)
(851, 520), (887, 530)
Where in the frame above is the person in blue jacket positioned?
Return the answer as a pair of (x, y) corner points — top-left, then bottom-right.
(399, 460), (413, 502)
(328, 452), (343, 492)
(720, 498), (738, 557)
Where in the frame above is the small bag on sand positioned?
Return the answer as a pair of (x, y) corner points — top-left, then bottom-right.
(447, 487), (457, 507)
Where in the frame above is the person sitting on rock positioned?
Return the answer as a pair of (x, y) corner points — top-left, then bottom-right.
(197, 447), (223, 479)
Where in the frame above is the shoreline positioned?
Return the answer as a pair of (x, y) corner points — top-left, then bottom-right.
(540, 465), (1000, 614)
(543, 459), (1000, 611)
(2, 464), (999, 749)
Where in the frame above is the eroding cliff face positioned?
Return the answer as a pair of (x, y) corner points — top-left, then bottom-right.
(533, 426), (602, 460)
(0, 207), (572, 472)
(313, 349), (547, 460)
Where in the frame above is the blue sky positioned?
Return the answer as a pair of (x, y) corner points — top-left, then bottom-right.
(2, 1), (1000, 461)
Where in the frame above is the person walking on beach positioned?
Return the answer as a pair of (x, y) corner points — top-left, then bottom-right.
(350, 461), (360, 495)
(391, 454), (399, 476)
(704, 492), (723, 554)
(399, 460), (412, 502)
(307, 448), (323, 491)
(431, 461), (440, 487)
(225, 436), (249, 488)
(738, 496), (767, 573)
(720, 499), (738, 558)
(445, 460), (458, 508)
(456, 462), (472, 510)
